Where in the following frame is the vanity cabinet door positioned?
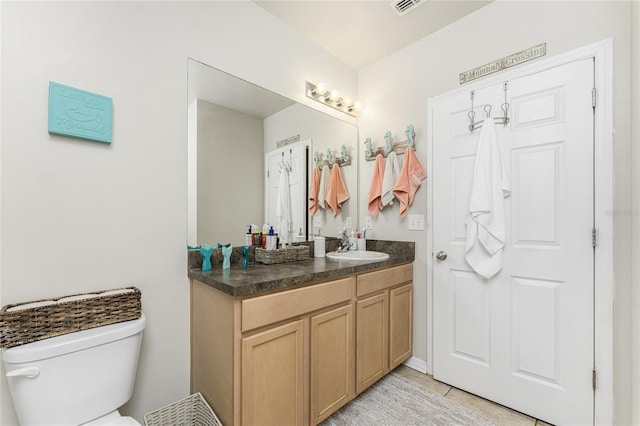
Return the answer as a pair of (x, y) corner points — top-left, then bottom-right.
(355, 292), (389, 394)
(242, 320), (305, 426)
(389, 283), (413, 369)
(310, 304), (355, 425)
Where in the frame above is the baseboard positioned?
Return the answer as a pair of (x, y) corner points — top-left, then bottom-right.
(403, 356), (427, 374)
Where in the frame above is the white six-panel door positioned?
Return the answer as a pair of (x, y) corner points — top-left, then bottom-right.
(265, 141), (309, 241)
(432, 58), (594, 425)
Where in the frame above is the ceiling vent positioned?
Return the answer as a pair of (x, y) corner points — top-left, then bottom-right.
(390, 0), (425, 17)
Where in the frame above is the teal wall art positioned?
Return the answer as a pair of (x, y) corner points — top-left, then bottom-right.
(48, 81), (113, 143)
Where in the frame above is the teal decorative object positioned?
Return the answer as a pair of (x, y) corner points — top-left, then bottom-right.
(364, 137), (372, 158)
(242, 246), (250, 269)
(48, 81), (113, 143)
(200, 244), (213, 271)
(221, 245), (233, 270)
(406, 125), (415, 148)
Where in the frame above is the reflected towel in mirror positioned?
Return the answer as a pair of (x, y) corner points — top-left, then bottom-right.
(368, 154), (385, 218)
(309, 167), (321, 216)
(325, 164), (350, 217)
(277, 167), (292, 243)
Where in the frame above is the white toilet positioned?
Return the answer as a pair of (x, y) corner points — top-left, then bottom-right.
(3, 314), (146, 426)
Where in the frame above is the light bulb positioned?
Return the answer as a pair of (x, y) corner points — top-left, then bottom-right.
(354, 101), (363, 111)
(316, 82), (326, 95)
(343, 97), (352, 106)
(330, 89), (340, 101)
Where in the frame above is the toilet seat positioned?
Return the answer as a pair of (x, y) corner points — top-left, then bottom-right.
(82, 412), (141, 426)
(104, 417), (141, 426)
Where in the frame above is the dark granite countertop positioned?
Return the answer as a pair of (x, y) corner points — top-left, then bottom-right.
(188, 240), (414, 297)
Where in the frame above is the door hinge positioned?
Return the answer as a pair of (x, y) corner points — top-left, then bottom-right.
(592, 88), (597, 108)
(592, 368), (597, 390)
(592, 228), (598, 248)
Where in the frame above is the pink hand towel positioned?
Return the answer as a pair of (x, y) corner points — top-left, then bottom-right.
(325, 165), (350, 217)
(309, 167), (321, 216)
(368, 154), (385, 218)
(393, 148), (427, 218)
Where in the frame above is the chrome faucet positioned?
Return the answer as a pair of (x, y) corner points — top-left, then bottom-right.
(337, 229), (353, 253)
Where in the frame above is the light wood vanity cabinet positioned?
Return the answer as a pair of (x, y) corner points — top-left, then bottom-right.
(191, 263), (412, 426)
(241, 320), (305, 426)
(310, 304), (355, 424)
(355, 264), (413, 394)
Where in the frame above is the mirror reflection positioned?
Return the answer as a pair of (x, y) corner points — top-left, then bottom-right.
(187, 59), (359, 248)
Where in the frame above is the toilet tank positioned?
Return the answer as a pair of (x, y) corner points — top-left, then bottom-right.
(3, 314), (145, 426)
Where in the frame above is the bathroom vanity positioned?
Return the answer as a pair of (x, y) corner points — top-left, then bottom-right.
(189, 242), (414, 426)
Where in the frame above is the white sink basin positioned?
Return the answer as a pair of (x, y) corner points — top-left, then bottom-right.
(325, 251), (390, 261)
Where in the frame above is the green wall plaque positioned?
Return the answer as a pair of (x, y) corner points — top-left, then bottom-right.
(48, 81), (113, 143)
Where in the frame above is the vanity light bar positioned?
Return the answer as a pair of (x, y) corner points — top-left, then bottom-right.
(305, 81), (361, 118)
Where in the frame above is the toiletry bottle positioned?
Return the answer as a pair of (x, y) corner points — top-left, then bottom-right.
(267, 226), (276, 250)
(349, 229), (357, 251)
(262, 224), (269, 249)
(252, 229), (261, 246)
(245, 225), (253, 246)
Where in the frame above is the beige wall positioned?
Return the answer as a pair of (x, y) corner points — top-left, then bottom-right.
(197, 101), (264, 247)
(631, 1), (640, 425)
(0, 2), (357, 424)
(358, 1), (632, 423)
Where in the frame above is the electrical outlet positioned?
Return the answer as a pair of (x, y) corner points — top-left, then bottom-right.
(408, 214), (425, 231)
(313, 215), (322, 228)
(365, 216), (373, 230)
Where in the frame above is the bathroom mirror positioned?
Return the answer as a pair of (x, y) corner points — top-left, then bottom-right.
(187, 58), (359, 247)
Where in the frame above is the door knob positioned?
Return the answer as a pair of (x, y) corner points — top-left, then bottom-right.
(435, 250), (447, 261)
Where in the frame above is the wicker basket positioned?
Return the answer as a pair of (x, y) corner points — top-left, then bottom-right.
(144, 393), (221, 426)
(0, 287), (141, 349)
(255, 246), (310, 264)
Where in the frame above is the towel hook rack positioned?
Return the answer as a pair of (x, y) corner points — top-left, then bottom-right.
(468, 81), (510, 131)
(364, 125), (416, 161)
(280, 150), (292, 172)
(314, 146), (352, 169)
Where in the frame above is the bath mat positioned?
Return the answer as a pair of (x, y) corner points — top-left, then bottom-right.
(321, 371), (496, 426)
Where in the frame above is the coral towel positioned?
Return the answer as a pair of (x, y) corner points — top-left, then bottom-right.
(318, 165), (330, 210)
(309, 167), (321, 216)
(464, 118), (511, 279)
(367, 154), (385, 218)
(325, 165), (350, 217)
(393, 148), (426, 217)
(381, 151), (400, 207)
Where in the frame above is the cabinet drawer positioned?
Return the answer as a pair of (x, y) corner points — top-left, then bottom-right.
(242, 277), (355, 332)
(357, 263), (412, 297)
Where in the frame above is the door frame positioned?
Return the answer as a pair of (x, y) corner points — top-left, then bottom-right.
(426, 39), (613, 425)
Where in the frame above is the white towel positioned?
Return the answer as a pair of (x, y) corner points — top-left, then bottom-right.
(276, 167), (292, 244)
(464, 118), (511, 279)
(318, 165), (330, 209)
(381, 151), (400, 207)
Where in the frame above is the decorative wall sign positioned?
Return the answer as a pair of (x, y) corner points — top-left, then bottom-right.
(48, 81), (113, 143)
(459, 43), (547, 84)
(276, 134), (300, 148)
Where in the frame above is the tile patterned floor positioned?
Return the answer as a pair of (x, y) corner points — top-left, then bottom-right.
(395, 365), (553, 426)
